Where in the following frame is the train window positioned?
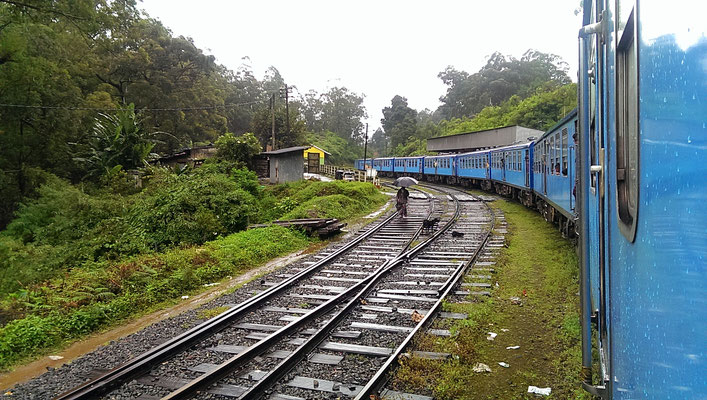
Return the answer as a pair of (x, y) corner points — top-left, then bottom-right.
(517, 150), (521, 170)
(554, 133), (560, 175)
(561, 128), (568, 176)
(550, 137), (555, 175)
(516, 151), (520, 171)
(616, 6), (639, 242)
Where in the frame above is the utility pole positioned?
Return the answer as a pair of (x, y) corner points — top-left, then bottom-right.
(270, 93), (276, 150)
(279, 84), (292, 139)
(363, 123), (368, 182)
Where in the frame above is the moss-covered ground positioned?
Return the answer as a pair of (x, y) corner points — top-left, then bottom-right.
(391, 197), (589, 399)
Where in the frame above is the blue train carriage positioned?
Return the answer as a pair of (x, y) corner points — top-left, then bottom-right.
(372, 157), (394, 175)
(578, 1), (707, 398)
(531, 109), (577, 229)
(392, 156), (424, 176)
(454, 151), (491, 187)
(422, 154), (454, 180)
(354, 159), (372, 171)
(487, 142), (535, 201)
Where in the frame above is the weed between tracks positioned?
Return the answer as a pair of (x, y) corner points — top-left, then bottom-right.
(391, 199), (589, 399)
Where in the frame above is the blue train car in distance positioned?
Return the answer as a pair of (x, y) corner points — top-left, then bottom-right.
(354, 159), (372, 171)
(488, 142), (534, 191)
(455, 151), (489, 180)
(372, 157), (394, 173)
(423, 155), (454, 176)
(533, 110), (576, 217)
(393, 156), (423, 175)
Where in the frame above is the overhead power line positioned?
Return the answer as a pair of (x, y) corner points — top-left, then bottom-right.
(0, 99), (266, 112)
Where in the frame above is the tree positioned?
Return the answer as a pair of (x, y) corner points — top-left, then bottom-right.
(215, 132), (262, 169)
(297, 86), (367, 144)
(381, 95), (418, 150)
(319, 87), (367, 144)
(74, 104), (157, 179)
(250, 107), (306, 150)
(437, 50), (572, 119)
(369, 128), (387, 157)
(437, 83), (578, 135)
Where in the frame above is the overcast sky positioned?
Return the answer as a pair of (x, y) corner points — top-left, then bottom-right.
(139, 0), (583, 133)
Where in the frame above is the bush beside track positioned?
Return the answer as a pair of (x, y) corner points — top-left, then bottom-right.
(0, 167), (388, 370)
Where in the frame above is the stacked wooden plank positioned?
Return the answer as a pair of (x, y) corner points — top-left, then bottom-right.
(249, 218), (347, 237)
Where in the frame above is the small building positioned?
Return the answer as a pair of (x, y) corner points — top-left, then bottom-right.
(260, 145), (310, 184)
(427, 125), (543, 153)
(303, 145), (331, 173)
(155, 144), (217, 169)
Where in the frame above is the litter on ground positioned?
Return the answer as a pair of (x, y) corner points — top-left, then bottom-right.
(472, 363), (492, 373)
(528, 386), (552, 396)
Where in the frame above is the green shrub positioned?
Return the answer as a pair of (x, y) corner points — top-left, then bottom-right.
(130, 172), (259, 250)
(0, 315), (61, 367)
(5, 179), (128, 246)
(212, 225), (309, 270)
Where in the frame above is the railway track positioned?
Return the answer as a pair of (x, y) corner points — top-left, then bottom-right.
(54, 184), (495, 400)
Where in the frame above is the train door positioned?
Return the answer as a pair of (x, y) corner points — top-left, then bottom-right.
(501, 152), (507, 181)
(485, 154), (490, 179)
(543, 141), (549, 195)
(579, 0), (610, 395)
(524, 149), (530, 187)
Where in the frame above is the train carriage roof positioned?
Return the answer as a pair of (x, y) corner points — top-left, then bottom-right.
(536, 108), (578, 142)
(487, 141), (533, 153)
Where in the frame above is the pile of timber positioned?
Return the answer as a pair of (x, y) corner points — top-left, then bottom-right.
(249, 218), (347, 237)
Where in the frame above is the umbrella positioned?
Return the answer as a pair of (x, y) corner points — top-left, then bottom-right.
(394, 177), (418, 187)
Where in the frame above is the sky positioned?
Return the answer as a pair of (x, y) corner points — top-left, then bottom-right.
(138, 0), (584, 133)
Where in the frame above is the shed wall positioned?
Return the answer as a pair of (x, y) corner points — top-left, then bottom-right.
(269, 153), (303, 183)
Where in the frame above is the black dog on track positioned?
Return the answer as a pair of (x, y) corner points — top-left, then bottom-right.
(422, 217), (440, 234)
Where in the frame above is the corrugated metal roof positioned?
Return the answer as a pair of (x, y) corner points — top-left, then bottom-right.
(261, 145), (311, 155)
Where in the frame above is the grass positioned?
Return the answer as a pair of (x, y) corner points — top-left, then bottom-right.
(197, 305), (231, 320)
(391, 198), (589, 399)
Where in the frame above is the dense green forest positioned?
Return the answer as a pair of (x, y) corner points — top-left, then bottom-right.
(0, 0), (370, 228)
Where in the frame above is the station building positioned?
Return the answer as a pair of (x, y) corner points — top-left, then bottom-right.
(303, 145), (331, 173)
(427, 125), (543, 153)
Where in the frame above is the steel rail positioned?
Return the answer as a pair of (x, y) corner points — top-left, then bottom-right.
(53, 197), (415, 400)
(354, 194), (495, 400)
(234, 188), (462, 400)
(161, 189), (441, 400)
